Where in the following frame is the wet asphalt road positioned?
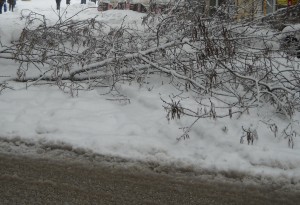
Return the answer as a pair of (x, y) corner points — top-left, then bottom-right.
(0, 154), (299, 205)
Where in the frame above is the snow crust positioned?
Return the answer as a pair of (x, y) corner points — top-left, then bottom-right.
(0, 0), (300, 186)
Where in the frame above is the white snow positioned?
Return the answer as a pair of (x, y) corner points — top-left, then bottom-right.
(1, 0), (300, 187)
(281, 24), (300, 40)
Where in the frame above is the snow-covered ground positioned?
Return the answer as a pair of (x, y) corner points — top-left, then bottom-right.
(1, 0), (300, 188)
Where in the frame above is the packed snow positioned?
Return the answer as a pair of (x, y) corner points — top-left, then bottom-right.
(1, 0), (300, 187)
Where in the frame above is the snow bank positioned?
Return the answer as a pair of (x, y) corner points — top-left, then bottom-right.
(0, 82), (300, 186)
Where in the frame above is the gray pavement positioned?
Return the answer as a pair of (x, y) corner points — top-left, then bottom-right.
(0, 153), (299, 205)
(0, 136), (299, 204)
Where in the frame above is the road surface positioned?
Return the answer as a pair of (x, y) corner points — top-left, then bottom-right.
(0, 153), (299, 205)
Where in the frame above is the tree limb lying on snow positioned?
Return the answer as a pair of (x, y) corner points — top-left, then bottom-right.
(1, 3), (300, 131)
